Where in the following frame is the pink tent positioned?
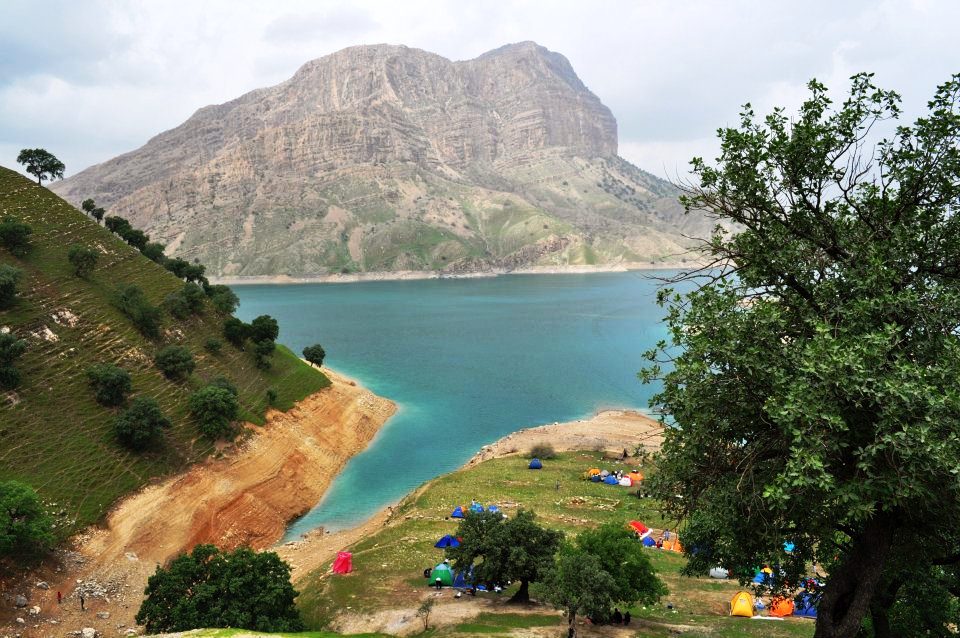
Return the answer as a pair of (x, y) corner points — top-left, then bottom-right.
(332, 551), (353, 574)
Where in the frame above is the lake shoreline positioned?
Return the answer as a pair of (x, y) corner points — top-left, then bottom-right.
(212, 261), (700, 286)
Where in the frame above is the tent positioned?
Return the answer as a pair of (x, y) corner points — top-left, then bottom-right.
(590, 474), (601, 482)
(603, 475), (619, 485)
(600, 470), (610, 477)
(469, 502), (484, 514)
(642, 536), (657, 547)
(618, 477), (633, 487)
(628, 521), (651, 539)
(588, 468), (601, 476)
(451, 506), (466, 518)
(769, 597), (795, 618)
(487, 505), (499, 514)
(430, 562), (454, 587)
(783, 541), (795, 553)
(730, 591), (754, 617)
(332, 551), (352, 574)
(752, 567), (773, 584)
(627, 471), (644, 482)
(435, 534), (461, 548)
(529, 458), (543, 470)
(709, 567), (729, 579)
(796, 594), (818, 619)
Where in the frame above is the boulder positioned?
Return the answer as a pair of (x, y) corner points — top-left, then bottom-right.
(35, 581), (49, 590)
(15, 617), (25, 624)
(14, 594), (28, 608)
(28, 606), (40, 616)
(81, 627), (97, 638)
(96, 611), (109, 620)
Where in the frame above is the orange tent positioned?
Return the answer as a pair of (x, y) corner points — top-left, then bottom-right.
(628, 471), (644, 482)
(588, 468), (601, 476)
(769, 596), (795, 617)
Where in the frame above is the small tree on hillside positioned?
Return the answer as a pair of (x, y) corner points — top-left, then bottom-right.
(223, 317), (250, 348)
(68, 244), (99, 278)
(86, 363), (132, 407)
(141, 241), (166, 263)
(113, 397), (170, 450)
(206, 284), (239, 314)
(250, 315), (279, 343)
(543, 549), (616, 638)
(0, 264), (22, 310)
(123, 228), (149, 251)
(113, 284), (162, 339)
(0, 480), (53, 559)
(0, 216), (33, 257)
(16, 148), (64, 184)
(253, 338), (275, 369)
(189, 385), (239, 439)
(81, 198), (96, 215)
(164, 283), (206, 320)
(302, 344), (325, 368)
(0, 332), (28, 390)
(154, 345), (195, 380)
(416, 597), (436, 631)
(104, 215), (133, 237)
(136, 544), (303, 633)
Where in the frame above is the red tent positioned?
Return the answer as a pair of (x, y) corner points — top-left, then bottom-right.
(332, 551), (352, 574)
(628, 521), (652, 539)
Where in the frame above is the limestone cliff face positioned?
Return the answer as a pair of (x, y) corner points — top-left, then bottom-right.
(53, 42), (704, 276)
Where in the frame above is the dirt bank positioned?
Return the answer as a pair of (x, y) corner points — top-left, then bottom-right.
(2, 369), (395, 638)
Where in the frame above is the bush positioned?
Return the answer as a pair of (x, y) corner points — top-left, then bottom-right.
(141, 242), (166, 263)
(249, 315), (279, 343)
(302, 344), (325, 368)
(253, 339), (275, 370)
(0, 332), (28, 389)
(123, 228), (149, 251)
(0, 264), (22, 309)
(86, 363), (132, 407)
(189, 385), (239, 439)
(153, 345), (195, 380)
(206, 284), (239, 314)
(164, 283), (205, 320)
(67, 244), (99, 278)
(204, 338), (223, 354)
(104, 215), (133, 237)
(0, 480), (53, 559)
(136, 545), (303, 633)
(209, 375), (238, 396)
(0, 216), (33, 257)
(529, 443), (557, 460)
(266, 388), (278, 406)
(164, 257), (191, 279)
(223, 317), (250, 347)
(114, 397), (170, 450)
(113, 284), (162, 339)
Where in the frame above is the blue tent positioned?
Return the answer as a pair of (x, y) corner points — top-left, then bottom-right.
(435, 534), (460, 548)
(783, 541), (796, 553)
(642, 536), (657, 547)
(796, 594), (818, 618)
(590, 474), (601, 482)
(603, 475), (619, 485)
(469, 502), (484, 514)
(451, 506), (465, 518)
(529, 458), (543, 469)
(487, 505), (499, 514)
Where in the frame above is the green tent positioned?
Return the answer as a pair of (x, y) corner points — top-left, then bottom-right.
(429, 562), (453, 586)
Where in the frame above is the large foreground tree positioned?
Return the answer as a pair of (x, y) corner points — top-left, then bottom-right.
(643, 73), (960, 638)
(16, 148), (64, 184)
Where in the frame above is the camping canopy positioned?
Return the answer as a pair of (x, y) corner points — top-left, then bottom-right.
(529, 458), (543, 470)
(628, 521), (650, 537)
(430, 562), (454, 586)
(603, 475), (619, 485)
(730, 591), (754, 617)
(332, 551), (352, 574)
(451, 506), (465, 518)
(435, 534), (460, 548)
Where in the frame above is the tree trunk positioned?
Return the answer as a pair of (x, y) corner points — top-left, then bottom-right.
(509, 579), (529, 603)
(870, 602), (891, 638)
(566, 608), (577, 638)
(813, 515), (896, 638)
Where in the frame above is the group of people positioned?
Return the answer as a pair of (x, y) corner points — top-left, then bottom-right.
(591, 607), (631, 625)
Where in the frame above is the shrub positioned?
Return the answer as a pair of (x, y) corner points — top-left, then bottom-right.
(141, 242), (166, 263)
(0, 480), (53, 559)
(253, 339), (275, 370)
(113, 284), (162, 339)
(529, 443), (557, 460)
(67, 244), (99, 278)
(164, 257), (191, 279)
(136, 545), (303, 633)
(123, 228), (149, 251)
(86, 363), (132, 407)
(302, 344), (325, 368)
(266, 388), (278, 406)
(0, 332), (28, 389)
(0, 264), (22, 309)
(249, 315), (279, 343)
(104, 215), (133, 237)
(164, 283), (205, 320)
(189, 385), (239, 439)
(114, 397), (170, 450)
(204, 338), (223, 354)
(153, 345), (195, 380)
(206, 284), (239, 314)
(209, 375), (238, 396)
(223, 317), (250, 347)
(0, 216), (33, 257)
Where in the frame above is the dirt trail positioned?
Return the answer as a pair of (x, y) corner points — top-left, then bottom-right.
(3, 369), (395, 638)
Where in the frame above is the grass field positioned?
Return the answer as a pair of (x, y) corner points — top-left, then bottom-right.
(293, 451), (815, 638)
(0, 167), (330, 537)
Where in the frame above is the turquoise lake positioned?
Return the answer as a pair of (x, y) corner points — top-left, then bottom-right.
(233, 271), (678, 537)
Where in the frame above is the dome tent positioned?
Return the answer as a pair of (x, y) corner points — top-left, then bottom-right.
(451, 506), (466, 518)
(332, 551), (352, 574)
(430, 562), (454, 587)
(435, 534), (460, 548)
(603, 475), (619, 485)
(642, 535), (657, 547)
(529, 458), (543, 469)
(590, 474), (601, 482)
(796, 593), (818, 618)
(730, 591), (754, 617)
(769, 596), (795, 617)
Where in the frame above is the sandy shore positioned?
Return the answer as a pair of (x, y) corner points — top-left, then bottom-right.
(276, 409), (664, 582)
(210, 262), (701, 286)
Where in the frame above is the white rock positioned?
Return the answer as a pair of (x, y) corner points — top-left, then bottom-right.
(15, 617), (25, 624)
(81, 628), (97, 638)
(96, 612), (109, 619)
(28, 606), (40, 616)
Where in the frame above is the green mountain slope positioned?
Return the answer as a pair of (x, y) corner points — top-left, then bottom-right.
(0, 167), (329, 537)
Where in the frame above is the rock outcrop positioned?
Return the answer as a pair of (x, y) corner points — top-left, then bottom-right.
(54, 42), (707, 276)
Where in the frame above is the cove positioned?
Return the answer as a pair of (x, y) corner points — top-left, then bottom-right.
(233, 270), (679, 537)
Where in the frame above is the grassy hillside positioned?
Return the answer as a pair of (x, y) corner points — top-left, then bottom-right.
(292, 451), (814, 638)
(0, 166), (329, 536)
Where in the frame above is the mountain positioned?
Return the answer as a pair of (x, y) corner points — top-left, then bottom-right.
(0, 167), (328, 537)
(52, 42), (707, 277)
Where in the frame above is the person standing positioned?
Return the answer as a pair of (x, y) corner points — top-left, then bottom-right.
(435, 577), (442, 590)
(56, 591), (62, 604)
(79, 594), (85, 611)
(623, 611), (631, 625)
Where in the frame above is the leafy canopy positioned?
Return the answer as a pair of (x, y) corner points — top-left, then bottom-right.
(0, 331), (28, 389)
(113, 397), (170, 450)
(0, 480), (53, 559)
(67, 244), (99, 278)
(0, 216), (33, 257)
(136, 544), (303, 633)
(189, 385), (239, 439)
(153, 345), (195, 381)
(86, 363), (132, 407)
(0, 264), (22, 310)
(16, 148), (64, 184)
(303, 344), (326, 368)
(643, 73), (960, 638)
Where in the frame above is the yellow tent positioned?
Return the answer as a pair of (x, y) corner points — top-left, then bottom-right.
(730, 591), (754, 617)
(588, 468), (601, 476)
(627, 471), (644, 482)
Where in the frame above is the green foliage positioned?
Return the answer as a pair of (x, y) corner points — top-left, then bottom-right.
(189, 385), (239, 439)
(223, 317), (250, 347)
(209, 375), (238, 396)
(165, 256), (191, 279)
(266, 388), (278, 406)
(104, 215), (133, 237)
(81, 198), (95, 214)
(542, 548), (616, 636)
(86, 363), (132, 407)
(416, 598), (435, 631)
(0, 331), (28, 389)
(0, 480), (53, 558)
(643, 73), (960, 636)
(0, 216), (33, 257)
(205, 284), (239, 314)
(302, 344), (326, 368)
(204, 337), (223, 354)
(113, 284), (163, 339)
(253, 338), (276, 369)
(123, 228), (149, 251)
(135, 544), (303, 633)
(447, 509), (562, 603)
(0, 263), (22, 309)
(164, 283), (206, 320)
(113, 397), (170, 450)
(141, 242), (166, 263)
(16, 148), (64, 184)
(153, 345), (195, 381)
(250, 315), (279, 343)
(67, 244), (99, 278)
(529, 443), (556, 460)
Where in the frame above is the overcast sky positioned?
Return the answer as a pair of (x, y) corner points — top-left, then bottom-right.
(1, 0), (958, 181)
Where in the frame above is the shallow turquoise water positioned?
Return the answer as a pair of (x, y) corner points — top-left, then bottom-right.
(233, 271), (677, 537)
